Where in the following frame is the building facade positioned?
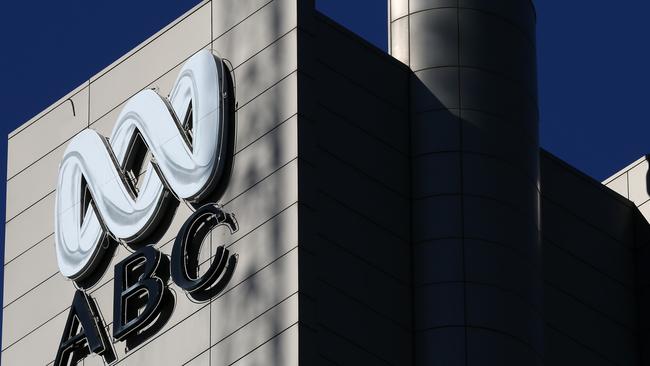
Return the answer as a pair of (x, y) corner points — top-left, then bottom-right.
(2, 0), (649, 365)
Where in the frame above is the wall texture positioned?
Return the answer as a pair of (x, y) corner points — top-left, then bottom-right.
(3, 1), (301, 364)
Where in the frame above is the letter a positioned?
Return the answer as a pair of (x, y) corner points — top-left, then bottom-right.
(54, 290), (116, 365)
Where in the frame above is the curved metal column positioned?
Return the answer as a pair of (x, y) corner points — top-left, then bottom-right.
(389, 1), (543, 364)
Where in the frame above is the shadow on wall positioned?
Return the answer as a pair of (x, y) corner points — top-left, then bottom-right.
(409, 70), (543, 364)
(210, 1), (287, 365)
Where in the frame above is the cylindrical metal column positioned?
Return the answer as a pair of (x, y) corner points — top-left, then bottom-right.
(389, 1), (543, 364)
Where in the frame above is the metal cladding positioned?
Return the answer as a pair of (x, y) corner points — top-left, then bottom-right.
(389, 1), (543, 364)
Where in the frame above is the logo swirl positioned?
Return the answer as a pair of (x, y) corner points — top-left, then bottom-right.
(55, 50), (232, 281)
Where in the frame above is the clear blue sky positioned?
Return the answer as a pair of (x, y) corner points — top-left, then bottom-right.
(0, 0), (649, 343)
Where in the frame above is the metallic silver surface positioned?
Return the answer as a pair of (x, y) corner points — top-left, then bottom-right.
(55, 50), (229, 280)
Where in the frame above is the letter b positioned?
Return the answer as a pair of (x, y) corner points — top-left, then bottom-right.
(113, 246), (174, 350)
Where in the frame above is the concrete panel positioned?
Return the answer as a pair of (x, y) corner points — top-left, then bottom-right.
(542, 152), (635, 247)
(213, 0), (296, 69)
(221, 116), (297, 204)
(545, 285), (637, 365)
(2, 272), (74, 349)
(116, 307), (210, 366)
(302, 190), (410, 282)
(315, 16), (409, 110)
(466, 327), (542, 366)
(309, 69), (408, 154)
(210, 294), (299, 365)
(227, 324), (299, 366)
(545, 242), (635, 328)
(308, 238), (411, 327)
(233, 30), (297, 108)
(311, 103), (409, 196)
(0, 309), (68, 366)
(3, 234), (57, 307)
(628, 159), (650, 205)
(545, 326), (614, 366)
(212, 0), (278, 39)
(313, 284), (411, 365)
(8, 86), (88, 178)
(6, 143), (63, 220)
(306, 150), (409, 240)
(183, 351), (210, 366)
(4, 193), (54, 263)
(210, 256), (298, 350)
(605, 173), (629, 199)
(542, 200), (635, 286)
(90, 3), (211, 122)
(234, 72), (297, 153)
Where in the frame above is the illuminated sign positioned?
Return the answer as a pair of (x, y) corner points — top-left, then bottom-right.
(54, 50), (237, 365)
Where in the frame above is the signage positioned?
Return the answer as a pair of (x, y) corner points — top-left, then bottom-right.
(53, 50), (237, 365)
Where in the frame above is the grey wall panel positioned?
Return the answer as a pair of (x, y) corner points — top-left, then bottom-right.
(4, 195), (54, 264)
(7, 85), (88, 179)
(544, 242), (636, 329)
(458, 8), (537, 97)
(2, 235), (57, 307)
(542, 200), (635, 286)
(413, 239), (464, 285)
(308, 282), (411, 365)
(307, 108), (409, 196)
(5, 144), (62, 221)
(459, 0), (536, 41)
(304, 236), (411, 325)
(297, 13), (412, 365)
(0, 309), (68, 365)
(304, 62), (409, 154)
(414, 282), (464, 330)
(414, 328), (466, 366)
(411, 109), (461, 155)
(212, 0), (296, 70)
(461, 109), (539, 180)
(465, 239), (540, 310)
(542, 152), (636, 246)
(466, 328), (542, 366)
(545, 285), (638, 365)
(314, 13), (409, 110)
(545, 326), (615, 366)
(302, 189), (410, 283)
(408, 8), (458, 71)
(412, 195), (463, 242)
(412, 153), (461, 198)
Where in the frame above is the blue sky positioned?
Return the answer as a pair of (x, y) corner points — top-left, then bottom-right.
(1, 0), (649, 344)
